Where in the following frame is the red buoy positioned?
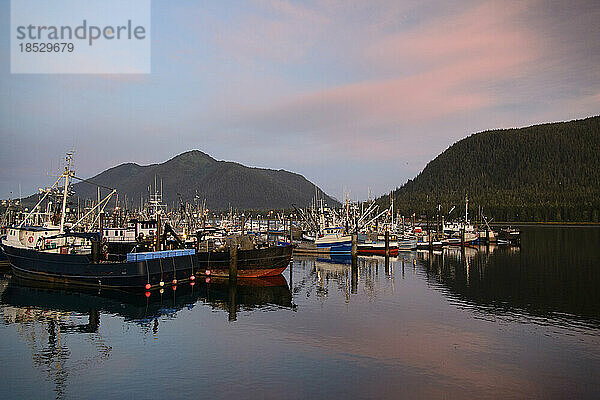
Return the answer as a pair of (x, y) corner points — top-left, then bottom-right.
(205, 269), (211, 276)
(172, 285), (177, 291)
(190, 275), (196, 281)
(145, 291), (151, 298)
(205, 277), (210, 284)
(145, 283), (151, 290)
(190, 281), (195, 287)
(172, 279), (178, 285)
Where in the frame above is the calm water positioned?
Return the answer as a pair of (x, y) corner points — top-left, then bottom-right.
(1, 226), (599, 399)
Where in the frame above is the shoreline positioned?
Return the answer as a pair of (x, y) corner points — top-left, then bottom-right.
(489, 221), (600, 228)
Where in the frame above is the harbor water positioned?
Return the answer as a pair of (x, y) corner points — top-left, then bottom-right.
(1, 226), (599, 399)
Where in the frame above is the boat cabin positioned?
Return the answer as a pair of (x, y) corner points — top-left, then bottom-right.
(2, 225), (90, 254)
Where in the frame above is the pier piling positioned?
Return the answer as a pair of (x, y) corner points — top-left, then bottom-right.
(228, 279), (237, 321)
(229, 236), (238, 281)
(155, 219), (162, 251)
(351, 232), (358, 293)
(385, 230), (390, 258)
(429, 230), (433, 251)
(351, 257), (358, 294)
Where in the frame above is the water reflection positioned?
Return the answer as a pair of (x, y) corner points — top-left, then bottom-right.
(0, 273), (293, 399)
(292, 254), (399, 303)
(416, 227), (600, 330)
(1, 275), (293, 325)
(1, 227), (599, 400)
(0, 273), (111, 399)
(291, 227), (600, 331)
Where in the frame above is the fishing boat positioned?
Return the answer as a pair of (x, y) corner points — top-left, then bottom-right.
(477, 229), (497, 243)
(295, 226), (352, 255)
(441, 196), (479, 245)
(314, 227), (352, 254)
(3, 233), (291, 288)
(397, 236), (418, 251)
(498, 227), (521, 244)
(416, 236), (444, 249)
(357, 240), (399, 256)
(0, 154), (292, 290)
(196, 245), (292, 278)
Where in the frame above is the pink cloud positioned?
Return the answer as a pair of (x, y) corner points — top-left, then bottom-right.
(367, 1), (538, 70)
(221, 1), (542, 150)
(183, 0), (594, 177)
(214, 0), (329, 64)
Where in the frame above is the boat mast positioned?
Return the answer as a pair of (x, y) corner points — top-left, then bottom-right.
(390, 195), (394, 229)
(59, 153), (73, 234)
(97, 186), (101, 230)
(465, 195), (469, 224)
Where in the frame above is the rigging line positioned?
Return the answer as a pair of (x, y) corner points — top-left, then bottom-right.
(72, 175), (115, 191)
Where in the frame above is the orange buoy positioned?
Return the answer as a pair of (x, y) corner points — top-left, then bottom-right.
(172, 285), (177, 291)
(172, 279), (178, 285)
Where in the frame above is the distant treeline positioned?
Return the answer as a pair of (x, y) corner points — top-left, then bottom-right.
(379, 116), (600, 222)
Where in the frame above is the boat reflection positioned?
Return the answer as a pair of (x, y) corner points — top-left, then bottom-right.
(1, 274), (293, 325)
(0, 272), (293, 399)
(292, 254), (397, 302)
(293, 226), (600, 330)
(416, 228), (600, 329)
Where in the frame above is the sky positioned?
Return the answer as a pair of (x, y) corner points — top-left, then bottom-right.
(1, 0), (599, 201)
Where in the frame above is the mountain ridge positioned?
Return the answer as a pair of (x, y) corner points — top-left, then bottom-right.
(33, 150), (337, 211)
(380, 115), (600, 222)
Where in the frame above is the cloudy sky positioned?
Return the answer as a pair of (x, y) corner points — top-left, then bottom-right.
(1, 0), (599, 200)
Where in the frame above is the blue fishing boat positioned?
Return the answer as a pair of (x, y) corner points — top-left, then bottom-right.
(315, 227), (352, 254)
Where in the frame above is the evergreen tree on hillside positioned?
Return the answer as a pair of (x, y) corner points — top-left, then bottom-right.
(381, 116), (600, 222)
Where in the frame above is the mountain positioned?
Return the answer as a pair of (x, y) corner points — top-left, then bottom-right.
(381, 116), (600, 222)
(69, 150), (338, 210)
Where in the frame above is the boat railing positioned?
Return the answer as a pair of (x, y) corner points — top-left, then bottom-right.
(126, 249), (196, 262)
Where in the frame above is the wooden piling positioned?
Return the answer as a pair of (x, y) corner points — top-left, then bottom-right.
(229, 236), (238, 281)
(385, 230), (390, 258)
(99, 212), (104, 244)
(289, 255), (293, 292)
(155, 218), (162, 252)
(429, 229), (433, 251)
(351, 257), (358, 294)
(228, 279), (237, 321)
(351, 232), (358, 293)
(91, 240), (100, 264)
(384, 252), (390, 275)
(460, 228), (465, 247)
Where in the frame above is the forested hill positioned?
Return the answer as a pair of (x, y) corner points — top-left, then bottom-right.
(66, 150), (337, 210)
(382, 116), (600, 222)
